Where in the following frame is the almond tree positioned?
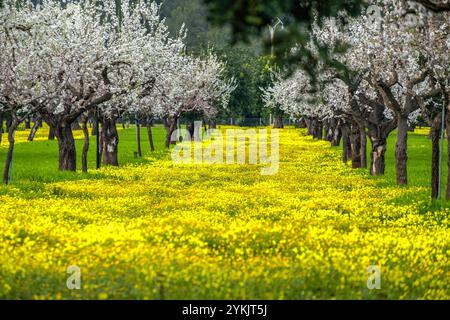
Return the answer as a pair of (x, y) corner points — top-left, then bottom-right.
(96, 0), (186, 166)
(150, 52), (235, 148)
(0, 2), (56, 183)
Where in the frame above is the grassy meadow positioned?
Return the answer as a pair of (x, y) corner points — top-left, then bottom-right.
(0, 125), (448, 299)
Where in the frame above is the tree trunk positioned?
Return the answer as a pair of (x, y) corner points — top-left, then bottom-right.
(396, 115), (408, 185)
(0, 114), (3, 144)
(55, 124), (76, 171)
(306, 119), (313, 135)
(324, 120), (332, 141)
(446, 108), (450, 200)
(81, 116), (89, 173)
(187, 121), (195, 141)
(341, 126), (349, 163)
(311, 119), (323, 139)
(360, 125), (367, 169)
(331, 126), (342, 147)
(350, 124), (362, 169)
(92, 119), (99, 136)
(147, 119), (155, 152)
(28, 118), (41, 141)
(273, 114), (284, 129)
(164, 117), (178, 148)
(48, 125), (55, 140)
(102, 117), (119, 166)
(209, 119), (217, 130)
(369, 136), (387, 176)
(135, 119), (142, 157)
(24, 118), (31, 129)
(71, 121), (81, 130)
(430, 115), (441, 199)
(3, 119), (18, 184)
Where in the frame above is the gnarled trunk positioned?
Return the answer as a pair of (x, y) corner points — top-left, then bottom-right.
(24, 118), (31, 129)
(187, 121), (195, 141)
(28, 118), (41, 141)
(81, 116), (89, 173)
(331, 126), (342, 147)
(446, 106), (450, 200)
(0, 114), (3, 144)
(91, 119), (99, 136)
(430, 115), (441, 199)
(311, 119), (323, 139)
(135, 119), (142, 157)
(48, 125), (55, 140)
(209, 119), (217, 130)
(341, 126), (350, 163)
(71, 121), (81, 130)
(273, 114), (284, 129)
(360, 125), (367, 169)
(164, 117), (178, 148)
(147, 119), (155, 152)
(3, 119), (18, 184)
(396, 115), (408, 185)
(369, 136), (387, 176)
(102, 117), (119, 166)
(55, 123), (76, 171)
(350, 124), (362, 169)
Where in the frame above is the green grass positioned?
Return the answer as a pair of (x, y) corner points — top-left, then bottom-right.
(334, 128), (450, 211)
(0, 125), (168, 185)
(0, 125), (448, 210)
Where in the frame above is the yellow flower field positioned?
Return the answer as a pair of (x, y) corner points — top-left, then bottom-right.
(0, 128), (448, 299)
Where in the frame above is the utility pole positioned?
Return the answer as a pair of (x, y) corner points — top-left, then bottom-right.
(268, 18), (284, 58)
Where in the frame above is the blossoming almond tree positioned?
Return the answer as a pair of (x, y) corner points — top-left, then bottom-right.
(95, 0), (186, 166)
(0, 2), (58, 183)
(151, 51), (235, 148)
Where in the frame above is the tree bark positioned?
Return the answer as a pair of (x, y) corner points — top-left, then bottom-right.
(209, 119), (217, 130)
(102, 116), (119, 166)
(0, 113), (3, 144)
(350, 124), (362, 169)
(430, 115), (441, 199)
(369, 136), (387, 176)
(187, 121), (195, 141)
(324, 120), (333, 142)
(446, 108), (450, 200)
(3, 119), (18, 184)
(81, 116), (89, 173)
(341, 126), (349, 163)
(306, 118), (313, 135)
(312, 119), (323, 139)
(135, 119), (142, 157)
(360, 125), (367, 169)
(164, 117), (178, 148)
(273, 114), (284, 129)
(396, 115), (408, 185)
(147, 119), (155, 152)
(55, 124), (76, 171)
(28, 118), (41, 141)
(91, 118), (99, 136)
(24, 118), (31, 129)
(331, 126), (342, 147)
(71, 121), (81, 130)
(48, 125), (55, 140)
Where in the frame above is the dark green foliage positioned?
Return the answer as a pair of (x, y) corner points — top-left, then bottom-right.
(215, 47), (273, 121)
(203, 0), (365, 80)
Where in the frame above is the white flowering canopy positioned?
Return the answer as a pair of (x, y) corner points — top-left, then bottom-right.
(0, 0), (236, 125)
